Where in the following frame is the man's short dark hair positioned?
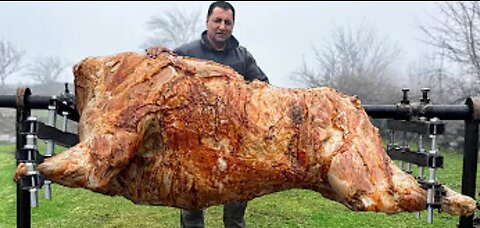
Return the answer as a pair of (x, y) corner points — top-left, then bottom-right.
(207, 1), (235, 21)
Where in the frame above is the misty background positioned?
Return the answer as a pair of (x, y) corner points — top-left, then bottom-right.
(0, 2), (438, 88)
(1, 1), (479, 148)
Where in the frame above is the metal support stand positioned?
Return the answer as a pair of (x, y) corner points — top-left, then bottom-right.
(459, 98), (480, 228)
(378, 88), (476, 225)
(16, 88), (31, 228)
(5, 86), (79, 228)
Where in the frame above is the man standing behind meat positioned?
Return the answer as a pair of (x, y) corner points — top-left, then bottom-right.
(146, 1), (269, 228)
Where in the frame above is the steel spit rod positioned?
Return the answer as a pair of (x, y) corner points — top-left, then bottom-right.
(3, 95), (473, 121)
(0, 95), (50, 109)
(363, 104), (471, 120)
(0, 94), (80, 121)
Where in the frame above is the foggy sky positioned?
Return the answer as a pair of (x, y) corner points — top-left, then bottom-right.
(0, 1), (439, 88)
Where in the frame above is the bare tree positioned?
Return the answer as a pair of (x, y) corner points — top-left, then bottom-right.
(420, 1), (480, 100)
(142, 8), (203, 50)
(407, 51), (445, 102)
(0, 39), (25, 86)
(26, 56), (68, 85)
(291, 23), (402, 103)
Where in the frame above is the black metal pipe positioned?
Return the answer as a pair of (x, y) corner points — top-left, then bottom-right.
(457, 97), (480, 228)
(0, 95), (51, 109)
(459, 119), (479, 228)
(363, 104), (471, 120)
(5, 94), (474, 121)
(16, 89), (30, 228)
(0, 95), (16, 108)
(0, 95), (79, 121)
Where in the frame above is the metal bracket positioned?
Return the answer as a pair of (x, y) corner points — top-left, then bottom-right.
(386, 119), (445, 135)
(19, 119), (79, 147)
(386, 147), (444, 168)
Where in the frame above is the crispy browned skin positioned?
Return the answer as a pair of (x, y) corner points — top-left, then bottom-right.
(15, 52), (476, 216)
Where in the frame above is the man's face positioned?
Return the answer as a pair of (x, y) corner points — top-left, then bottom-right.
(206, 7), (234, 45)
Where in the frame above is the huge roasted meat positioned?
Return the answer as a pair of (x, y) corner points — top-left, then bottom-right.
(16, 52), (476, 216)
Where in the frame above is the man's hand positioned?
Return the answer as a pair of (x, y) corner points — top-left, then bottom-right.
(145, 46), (175, 58)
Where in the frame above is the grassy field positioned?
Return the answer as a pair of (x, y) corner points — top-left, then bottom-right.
(0, 142), (478, 227)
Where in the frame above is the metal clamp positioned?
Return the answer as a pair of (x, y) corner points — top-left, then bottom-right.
(44, 96), (58, 200)
(20, 118), (44, 208)
(426, 117), (441, 224)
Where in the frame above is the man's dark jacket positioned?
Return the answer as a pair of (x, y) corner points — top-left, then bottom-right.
(174, 31), (269, 83)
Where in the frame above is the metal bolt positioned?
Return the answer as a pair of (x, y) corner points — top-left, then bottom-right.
(421, 88), (430, 104)
(401, 88), (410, 105)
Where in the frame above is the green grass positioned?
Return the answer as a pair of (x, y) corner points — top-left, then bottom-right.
(0, 142), (478, 227)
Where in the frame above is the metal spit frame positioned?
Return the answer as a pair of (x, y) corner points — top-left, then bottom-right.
(0, 87), (478, 228)
(1, 87), (78, 228)
(365, 90), (480, 228)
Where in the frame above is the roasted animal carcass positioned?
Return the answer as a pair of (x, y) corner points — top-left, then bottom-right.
(15, 52), (476, 216)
